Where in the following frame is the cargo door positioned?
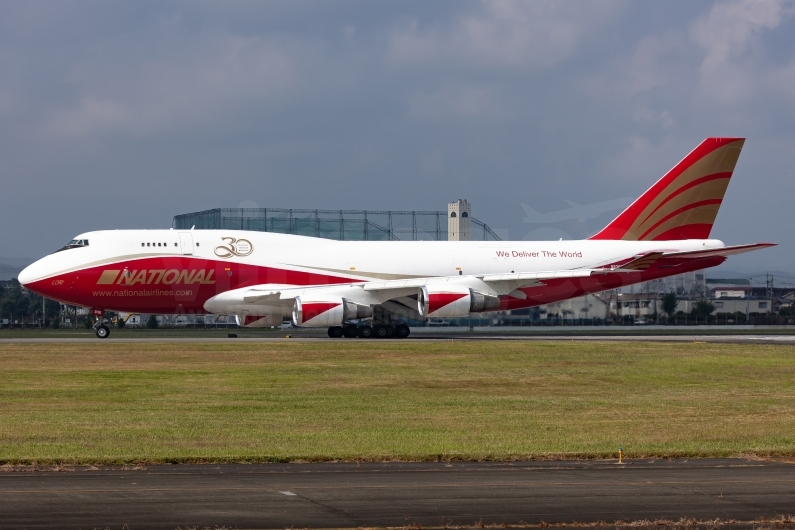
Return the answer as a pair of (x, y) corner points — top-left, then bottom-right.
(179, 232), (194, 255)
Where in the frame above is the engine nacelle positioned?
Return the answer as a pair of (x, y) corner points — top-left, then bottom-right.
(418, 286), (500, 318)
(292, 296), (373, 327)
(236, 314), (284, 328)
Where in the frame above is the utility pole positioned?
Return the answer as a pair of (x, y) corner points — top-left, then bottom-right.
(766, 273), (774, 304)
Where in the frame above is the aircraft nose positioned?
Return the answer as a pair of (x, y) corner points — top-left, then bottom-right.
(18, 263), (36, 286)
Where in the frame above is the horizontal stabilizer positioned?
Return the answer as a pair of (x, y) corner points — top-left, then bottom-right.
(660, 242), (776, 260)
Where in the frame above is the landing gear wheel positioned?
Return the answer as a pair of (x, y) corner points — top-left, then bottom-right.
(374, 325), (392, 339)
(357, 326), (372, 338)
(373, 324), (389, 339)
(328, 326), (343, 338)
(342, 324), (358, 338)
(95, 325), (110, 339)
(395, 324), (410, 338)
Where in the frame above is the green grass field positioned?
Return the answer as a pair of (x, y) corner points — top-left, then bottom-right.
(1, 340), (794, 464)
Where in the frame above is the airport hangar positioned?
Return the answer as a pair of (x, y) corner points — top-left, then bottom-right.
(172, 199), (501, 242)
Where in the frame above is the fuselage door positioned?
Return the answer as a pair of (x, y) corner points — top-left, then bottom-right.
(179, 232), (194, 255)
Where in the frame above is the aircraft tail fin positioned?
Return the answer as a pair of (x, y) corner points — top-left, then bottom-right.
(589, 137), (745, 241)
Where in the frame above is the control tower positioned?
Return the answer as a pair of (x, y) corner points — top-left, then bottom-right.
(447, 199), (471, 241)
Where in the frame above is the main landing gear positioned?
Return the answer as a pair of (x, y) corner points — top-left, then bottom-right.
(327, 323), (410, 339)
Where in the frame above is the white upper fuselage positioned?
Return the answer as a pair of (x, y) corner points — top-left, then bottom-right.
(20, 229), (724, 286)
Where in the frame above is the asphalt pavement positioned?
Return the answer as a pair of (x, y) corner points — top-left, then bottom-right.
(1, 459), (794, 529)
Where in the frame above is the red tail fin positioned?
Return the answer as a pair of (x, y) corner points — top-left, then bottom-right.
(589, 138), (745, 241)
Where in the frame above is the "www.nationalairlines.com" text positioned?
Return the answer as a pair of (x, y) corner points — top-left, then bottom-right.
(92, 289), (194, 297)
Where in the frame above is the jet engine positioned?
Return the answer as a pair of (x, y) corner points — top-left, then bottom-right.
(236, 314), (284, 328)
(418, 286), (501, 318)
(292, 296), (373, 327)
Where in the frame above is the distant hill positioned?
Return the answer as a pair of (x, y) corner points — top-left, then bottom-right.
(0, 257), (33, 281)
(707, 266), (795, 282)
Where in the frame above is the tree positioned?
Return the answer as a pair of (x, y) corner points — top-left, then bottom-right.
(25, 292), (60, 323)
(1, 280), (27, 325)
(661, 291), (678, 320)
(117, 316), (126, 329)
(692, 299), (716, 321)
(146, 314), (159, 329)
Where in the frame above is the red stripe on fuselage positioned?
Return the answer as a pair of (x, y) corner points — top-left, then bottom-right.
(24, 256), (359, 314)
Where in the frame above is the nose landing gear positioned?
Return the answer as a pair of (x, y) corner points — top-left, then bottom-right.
(91, 308), (110, 339)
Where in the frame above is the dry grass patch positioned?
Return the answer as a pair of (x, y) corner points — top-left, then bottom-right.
(0, 341), (794, 463)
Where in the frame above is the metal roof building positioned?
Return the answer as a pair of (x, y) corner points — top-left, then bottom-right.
(173, 208), (502, 241)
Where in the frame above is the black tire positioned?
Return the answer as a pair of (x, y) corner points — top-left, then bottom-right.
(373, 325), (389, 339)
(384, 325), (395, 337)
(395, 324), (410, 338)
(328, 326), (343, 338)
(95, 325), (110, 339)
(342, 324), (358, 338)
(357, 326), (372, 338)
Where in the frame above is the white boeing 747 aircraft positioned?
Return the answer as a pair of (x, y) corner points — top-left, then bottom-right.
(19, 138), (774, 339)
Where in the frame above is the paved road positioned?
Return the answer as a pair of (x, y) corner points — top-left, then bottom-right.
(2, 333), (795, 343)
(1, 459), (794, 529)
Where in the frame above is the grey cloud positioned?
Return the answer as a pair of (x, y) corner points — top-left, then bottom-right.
(0, 0), (793, 275)
(47, 33), (305, 138)
(386, 1), (622, 72)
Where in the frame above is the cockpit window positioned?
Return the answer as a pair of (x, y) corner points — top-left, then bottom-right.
(55, 239), (89, 253)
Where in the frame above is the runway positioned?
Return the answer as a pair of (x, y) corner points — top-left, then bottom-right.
(2, 459), (794, 529)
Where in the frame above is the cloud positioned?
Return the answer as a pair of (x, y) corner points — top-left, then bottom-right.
(49, 97), (130, 136)
(386, 0), (620, 72)
(1, 0), (795, 272)
(48, 33), (302, 137)
(408, 84), (505, 122)
(598, 135), (687, 183)
(692, 0), (795, 102)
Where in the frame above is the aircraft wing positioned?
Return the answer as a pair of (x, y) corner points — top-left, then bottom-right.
(211, 242), (776, 315)
(362, 269), (596, 296)
(241, 290), (282, 303)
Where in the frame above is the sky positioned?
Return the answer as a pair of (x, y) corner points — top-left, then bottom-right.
(1, 0), (794, 274)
